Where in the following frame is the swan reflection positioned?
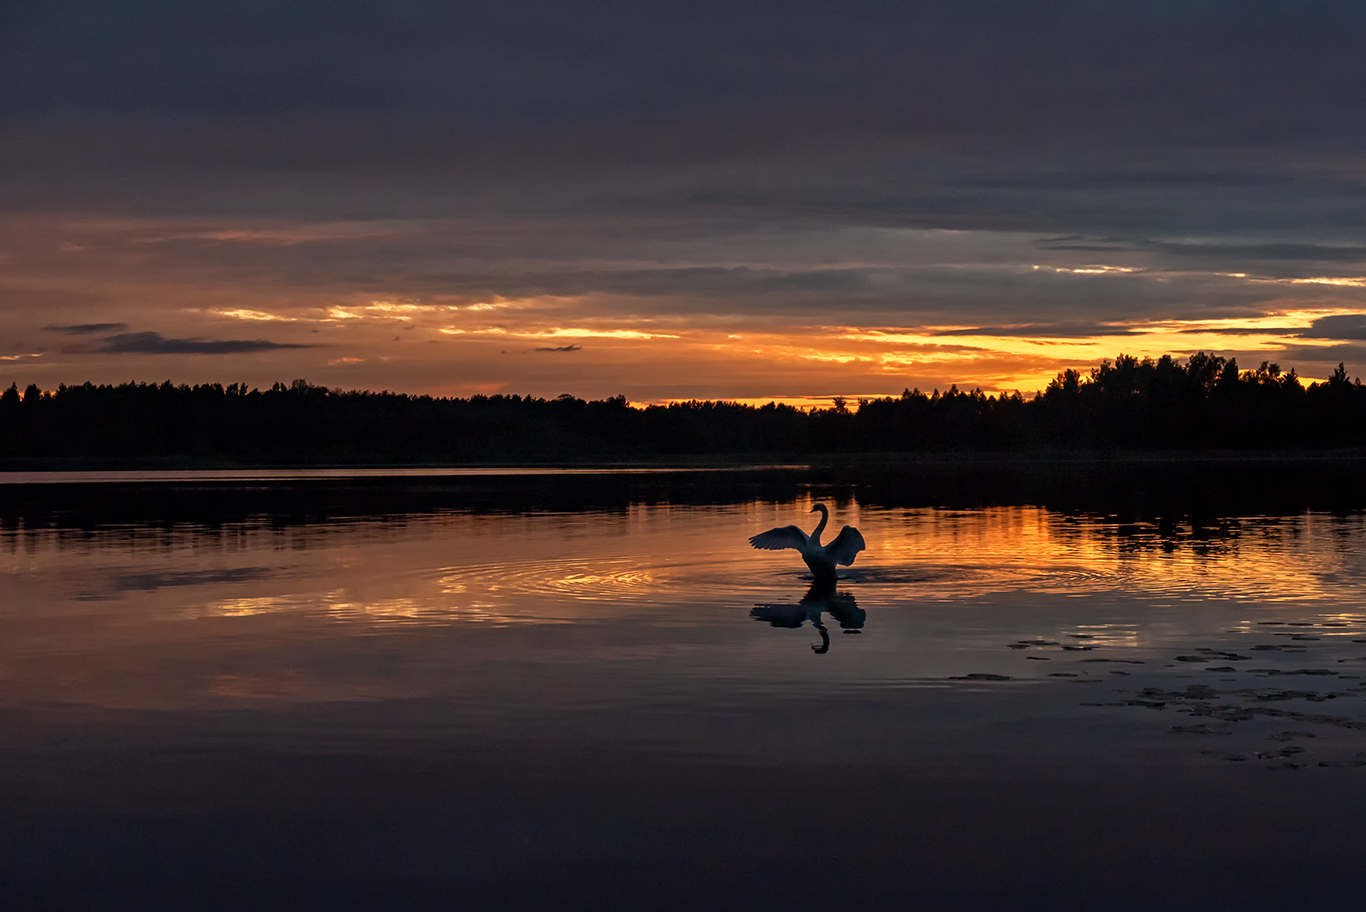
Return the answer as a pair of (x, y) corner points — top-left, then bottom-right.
(751, 583), (865, 654)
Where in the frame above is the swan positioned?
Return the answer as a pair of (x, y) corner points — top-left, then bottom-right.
(748, 503), (866, 583)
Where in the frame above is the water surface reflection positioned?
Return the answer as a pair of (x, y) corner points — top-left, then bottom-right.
(4, 499), (1364, 709)
(752, 583), (865, 653)
(4, 484), (1366, 908)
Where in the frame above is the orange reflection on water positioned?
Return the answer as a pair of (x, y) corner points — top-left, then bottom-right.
(863, 506), (1362, 607)
(2, 503), (1365, 713)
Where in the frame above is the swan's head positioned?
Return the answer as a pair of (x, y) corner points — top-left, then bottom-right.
(809, 503), (828, 514)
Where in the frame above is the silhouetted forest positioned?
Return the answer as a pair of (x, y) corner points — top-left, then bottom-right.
(2, 353), (1365, 464)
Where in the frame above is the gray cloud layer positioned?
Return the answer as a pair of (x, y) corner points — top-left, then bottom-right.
(43, 323), (129, 334)
(1304, 315), (1366, 341)
(6, 2), (1366, 204)
(71, 332), (313, 355)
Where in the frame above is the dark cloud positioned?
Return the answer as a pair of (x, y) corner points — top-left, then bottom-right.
(628, 167), (1366, 243)
(405, 261), (1251, 317)
(5, 2), (1366, 195)
(963, 172), (1287, 192)
(931, 323), (1141, 339)
(534, 345), (581, 352)
(1172, 326), (1275, 336)
(1148, 242), (1366, 264)
(43, 322), (128, 334)
(1033, 237), (1366, 264)
(1034, 243), (1133, 254)
(1300, 315), (1366, 341)
(1252, 343), (1366, 367)
(69, 331), (312, 355)
(506, 266), (879, 299)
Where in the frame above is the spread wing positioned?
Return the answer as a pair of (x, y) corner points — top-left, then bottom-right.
(748, 525), (809, 551)
(825, 525), (866, 566)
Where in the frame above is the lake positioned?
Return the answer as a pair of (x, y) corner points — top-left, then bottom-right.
(4, 463), (1366, 910)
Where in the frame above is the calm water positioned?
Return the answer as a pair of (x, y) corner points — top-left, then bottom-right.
(5, 469), (1366, 909)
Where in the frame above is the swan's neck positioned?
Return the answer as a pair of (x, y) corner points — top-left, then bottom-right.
(810, 506), (829, 545)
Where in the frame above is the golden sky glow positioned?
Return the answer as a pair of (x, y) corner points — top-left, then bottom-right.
(2, 211), (1365, 402)
(175, 286), (1366, 401)
(198, 299), (1362, 403)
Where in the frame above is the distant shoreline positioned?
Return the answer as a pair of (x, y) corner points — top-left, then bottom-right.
(5, 359), (1365, 463)
(4, 449), (1366, 475)
(7, 452), (1366, 523)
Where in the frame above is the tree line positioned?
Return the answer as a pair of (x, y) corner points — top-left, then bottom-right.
(1, 353), (1364, 463)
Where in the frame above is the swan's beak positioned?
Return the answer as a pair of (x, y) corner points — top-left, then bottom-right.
(809, 505), (818, 513)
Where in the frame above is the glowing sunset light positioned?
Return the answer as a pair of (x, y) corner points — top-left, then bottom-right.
(212, 308), (300, 322)
(1141, 308), (1351, 332)
(800, 352), (863, 364)
(1048, 265), (1142, 274)
(533, 328), (681, 340)
(1288, 277), (1366, 288)
(365, 301), (451, 313)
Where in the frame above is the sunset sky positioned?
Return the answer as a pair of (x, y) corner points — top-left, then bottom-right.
(4, 1), (1366, 404)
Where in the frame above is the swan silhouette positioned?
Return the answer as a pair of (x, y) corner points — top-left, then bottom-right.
(748, 503), (866, 584)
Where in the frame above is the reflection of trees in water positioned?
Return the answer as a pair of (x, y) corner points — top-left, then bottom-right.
(1042, 508), (1244, 561)
(1062, 512), (1366, 571)
(751, 582), (865, 654)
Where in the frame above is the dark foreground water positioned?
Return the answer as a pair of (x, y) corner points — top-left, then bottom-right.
(4, 462), (1366, 910)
